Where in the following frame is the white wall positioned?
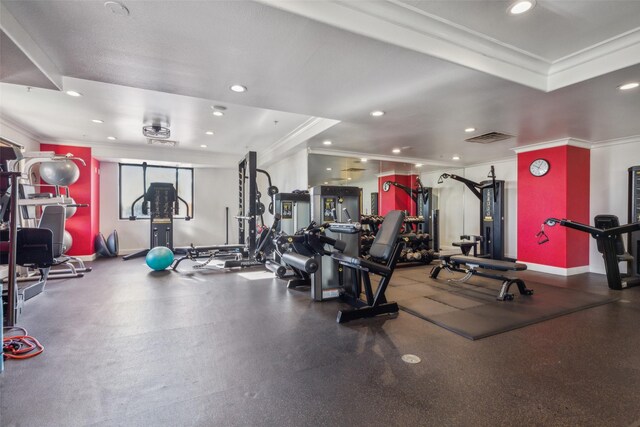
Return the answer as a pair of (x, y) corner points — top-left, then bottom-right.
(1, 117), (40, 152)
(259, 148), (308, 226)
(100, 162), (239, 252)
(350, 175), (378, 215)
(420, 158), (518, 258)
(589, 139), (640, 274)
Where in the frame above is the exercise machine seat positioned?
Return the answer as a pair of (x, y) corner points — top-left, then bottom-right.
(449, 255), (527, 271)
(594, 215), (632, 261)
(369, 210), (405, 261)
(38, 205), (66, 257)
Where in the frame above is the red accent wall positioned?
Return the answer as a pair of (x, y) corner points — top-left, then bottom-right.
(40, 144), (100, 256)
(378, 174), (418, 216)
(517, 146), (590, 268)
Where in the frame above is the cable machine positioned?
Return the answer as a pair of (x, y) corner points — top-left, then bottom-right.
(382, 177), (439, 250)
(629, 165), (640, 277)
(438, 166), (505, 260)
(123, 162), (191, 260)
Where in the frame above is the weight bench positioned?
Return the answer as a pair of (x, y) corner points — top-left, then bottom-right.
(430, 254), (533, 301)
(330, 210), (405, 323)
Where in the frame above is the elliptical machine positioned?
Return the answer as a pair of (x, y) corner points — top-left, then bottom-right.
(123, 162), (191, 260)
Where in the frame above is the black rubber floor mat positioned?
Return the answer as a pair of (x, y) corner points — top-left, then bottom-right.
(388, 277), (618, 340)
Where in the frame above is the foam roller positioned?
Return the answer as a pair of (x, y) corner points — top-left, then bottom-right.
(282, 252), (318, 273)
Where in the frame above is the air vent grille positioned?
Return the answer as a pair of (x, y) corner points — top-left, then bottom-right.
(465, 132), (513, 144)
(147, 138), (178, 147)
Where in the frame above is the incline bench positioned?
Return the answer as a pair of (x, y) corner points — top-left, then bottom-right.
(430, 254), (534, 301)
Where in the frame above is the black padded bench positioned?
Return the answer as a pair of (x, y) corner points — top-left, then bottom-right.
(330, 210), (406, 323)
(430, 254), (533, 301)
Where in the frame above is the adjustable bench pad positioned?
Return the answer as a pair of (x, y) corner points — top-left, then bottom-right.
(449, 255), (527, 272)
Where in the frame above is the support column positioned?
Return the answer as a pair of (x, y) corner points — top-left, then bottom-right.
(516, 139), (590, 274)
(378, 173), (418, 216)
(40, 144), (100, 257)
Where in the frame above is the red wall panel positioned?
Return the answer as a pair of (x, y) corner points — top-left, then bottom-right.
(378, 174), (417, 216)
(40, 144), (98, 256)
(517, 145), (590, 268)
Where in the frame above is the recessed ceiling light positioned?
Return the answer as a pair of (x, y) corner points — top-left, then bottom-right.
(65, 90), (82, 97)
(200, 144), (208, 148)
(230, 84), (247, 93)
(464, 127), (476, 133)
(324, 182), (329, 185)
(205, 131), (214, 135)
(452, 155), (461, 160)
(415, 163), (423, 167)
(347, 177), (352, 181)
(360, 158), (368, 162)
(326, 167), (332, 171)
(104, 1), (130, 16)
(370, 110), (385, 117)
(212, 111), (224, 117)
(107, 136), (117, 141)
(392, 148), (401, 154)
(323, 140), (332, 145)
(91, 119), (104, 124)
(619, 82), (639, 91)
(508, 0), (535, 15)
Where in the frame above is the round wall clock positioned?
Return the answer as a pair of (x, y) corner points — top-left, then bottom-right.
(529, 159), (550, 177)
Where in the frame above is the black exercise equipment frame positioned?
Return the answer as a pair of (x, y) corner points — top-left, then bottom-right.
(383, 177), (439, 250)
(430, 254), (533, 301)
(542, 217), (640, 290)
(438, 166), (505, 260)
(123, 162), (191, 260)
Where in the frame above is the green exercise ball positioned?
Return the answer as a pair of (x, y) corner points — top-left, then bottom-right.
(146, 246), (174, 271)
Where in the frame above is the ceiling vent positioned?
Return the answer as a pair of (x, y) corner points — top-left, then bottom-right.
(142, 125), (171, 139)
(342, 167), (367, 172)
(465, 131), (513, 144)
(147, 138), (178, 147)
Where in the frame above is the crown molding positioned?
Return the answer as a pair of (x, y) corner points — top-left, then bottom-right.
(0, 3), (62, 90)
(308, 147), (458, 168)
(38, 139), (240, 168)
(511, 138), (592, 154)
(590, 135), (640, 150)
(258, 0), (640, 92)
(258, 0), (548, 91)
(259, 117), (339, 167)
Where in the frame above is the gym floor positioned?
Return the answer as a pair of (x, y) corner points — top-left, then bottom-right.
(2, 259), (640, 426)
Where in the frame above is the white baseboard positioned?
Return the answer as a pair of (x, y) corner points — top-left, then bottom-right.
(522, 261), (590, 276)
(72, 253), (97, 262)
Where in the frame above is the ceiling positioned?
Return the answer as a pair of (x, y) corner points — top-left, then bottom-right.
(1, 0), (639, 168)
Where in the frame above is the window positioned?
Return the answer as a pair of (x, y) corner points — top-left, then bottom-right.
(119, 163), (194, 219)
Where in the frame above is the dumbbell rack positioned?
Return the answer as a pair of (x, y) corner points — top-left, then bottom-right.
(360, 215), (435, 265)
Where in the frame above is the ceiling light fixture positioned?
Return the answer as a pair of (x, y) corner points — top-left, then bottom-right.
(65, 90), (82, 97)
(508, 0), (535, 15)
(230, 85), (247, 93)
(107, 136), (117, 141)
(360, 158), (368, 162)
(464, 127), (476, 133)
(324, 182), (329, 185)
(212, 105), (227, 116)
(452, 155), (461, 160)
(213, 111), (224, 117)
(205, 131), (214, 135)
(200, 144), (208, 148)
(347, 177), (352, 181)
(104, 1), (130, 16)
(415, 163), (423, 167)
(326, 167), (332, 171)
(323, 140), (332, 145)
(370, 110), (385, 117)
(392, 148), (401, 154)
(91, 119), (104, 124)
(619, 82), (639, 91)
